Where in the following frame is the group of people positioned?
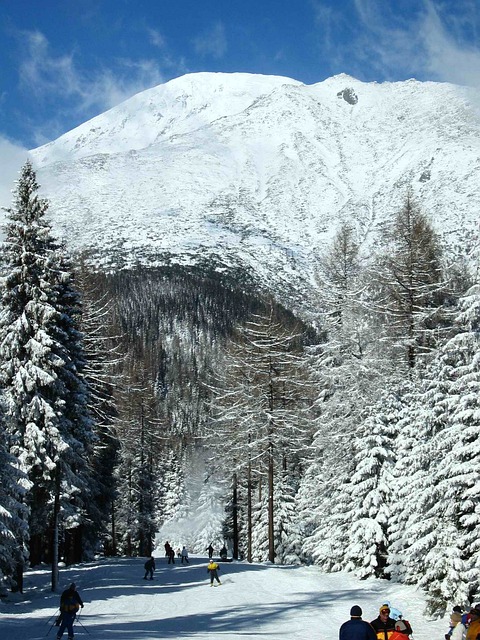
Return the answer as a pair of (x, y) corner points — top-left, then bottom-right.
(445, 604), (480, 640)
(340, 603), (412, 640)
(144, 544), (224, 586)
(206, 543), (228, 560)
(163, 541), (189, 564)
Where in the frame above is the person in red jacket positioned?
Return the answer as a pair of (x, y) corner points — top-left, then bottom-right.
(371, 605), (397, 640)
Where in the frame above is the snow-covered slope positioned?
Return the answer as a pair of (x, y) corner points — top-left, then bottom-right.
(1, 555), (449, 640)
(29, 72), (480, 307)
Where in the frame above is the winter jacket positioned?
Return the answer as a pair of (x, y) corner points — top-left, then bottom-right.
(144, 558), (155, 571)
(371, 616), (397, 640)
(466, 619), (480, 640)
(207, 561), (219, 573)
(452, 623), (467, 640)
(60, 588), (83, 613)
(340, 618), (377, 640)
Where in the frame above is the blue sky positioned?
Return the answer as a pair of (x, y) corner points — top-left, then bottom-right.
(0, 0), (479, 204)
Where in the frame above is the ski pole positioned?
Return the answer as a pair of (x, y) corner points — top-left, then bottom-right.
(46, 610), (62, 636)
(46, 617), (59, 637)
(75, 611), (90, 635)
(45, 609), (60, 625)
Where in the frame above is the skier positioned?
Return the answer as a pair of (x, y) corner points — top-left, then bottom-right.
(181, 546), (189, 564)
(370, 605), (397, 640)
(164, 541), (171, 558)
(207, 559), (221, 586)
(143, 556), (155, 580)
(340, 605), (377, 640)
(56, 583), (84, 640)
(206, 543), (214, 559)
(219, 545), (227, 561)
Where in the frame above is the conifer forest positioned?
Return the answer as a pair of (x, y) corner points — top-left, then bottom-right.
(0, 161), (479, 617)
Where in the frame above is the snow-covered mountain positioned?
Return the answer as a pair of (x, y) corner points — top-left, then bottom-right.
(29, 72), (480, 308)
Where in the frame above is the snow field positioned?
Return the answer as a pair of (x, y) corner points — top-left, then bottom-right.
(0, 555), (448, 640)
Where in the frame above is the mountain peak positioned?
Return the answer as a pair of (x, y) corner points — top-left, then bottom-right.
(28, 72), (480, 313)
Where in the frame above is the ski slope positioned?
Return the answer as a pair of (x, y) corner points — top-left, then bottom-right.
(0, 555), (449, 639)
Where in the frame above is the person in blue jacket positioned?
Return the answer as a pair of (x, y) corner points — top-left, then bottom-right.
(340, 605), (377, 640)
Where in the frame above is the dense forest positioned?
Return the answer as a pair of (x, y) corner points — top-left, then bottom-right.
(0, 162), (479, 617)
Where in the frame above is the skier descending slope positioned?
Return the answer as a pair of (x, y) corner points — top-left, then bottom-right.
(207, 560), (221, 586)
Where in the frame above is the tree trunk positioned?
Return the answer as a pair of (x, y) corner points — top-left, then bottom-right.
(247, 458), (252, 563)
(268, 442), (275, 563)
(232, 473), (238, 560)
(111, 500), (117, 556)
(51, 469), (61, 591)
(12, 560), (24, 594)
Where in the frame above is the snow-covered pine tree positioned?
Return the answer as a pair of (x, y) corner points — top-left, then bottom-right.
(154, 448), (186, 530)
(0, 397), (29, 591)
(341, 390), (401, 579)
(75, 263), (120, 557)
(114, 392), (162, 556)
(299, 457), (353, 571)
(272, 468), (303, 564)
(0, 161), (95, 588)
(207, 304), (314, 563)
(373, 192), (446, 370)
(403, 284), (480, 615)
(299, 223), (386, 569)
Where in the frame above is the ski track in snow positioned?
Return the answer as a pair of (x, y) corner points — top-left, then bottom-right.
(0, 555), (449, 640)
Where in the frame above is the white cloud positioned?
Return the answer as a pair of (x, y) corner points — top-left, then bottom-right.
(420, 1), (480, 87)
(147, 28), (166, 49)
(193, 22), (227, 59)
(350, 0), (480, 87)
(0, 136), (29, 220)
(17, 30), (166, 141)
(313, 0), (480, 88)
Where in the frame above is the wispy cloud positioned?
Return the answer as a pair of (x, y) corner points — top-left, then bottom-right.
(17, 30), (166, 142)
(420, 1), (480, 87)
(313, 0), (480, 87)
(147, 27), (166, 49)
(193, 22), (227, 59)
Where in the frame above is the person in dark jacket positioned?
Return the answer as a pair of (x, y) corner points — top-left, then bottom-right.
(371, 605), (397, 640)
(164, 541), (171, 559)
(56, 583), (84, 640)
(143, 556), (155, 580)
(206, 544), (214, 559)
(340, 605), (377, 640)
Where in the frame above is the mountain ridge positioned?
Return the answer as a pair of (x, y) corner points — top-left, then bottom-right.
(28, 71), (480, 311)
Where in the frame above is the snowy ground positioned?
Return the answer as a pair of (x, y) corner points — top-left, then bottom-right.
(0, 555), (448, 640)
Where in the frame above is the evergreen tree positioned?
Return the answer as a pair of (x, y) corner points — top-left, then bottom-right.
(0, 162), (95, 588)
(75, 264), (120, 557)
(402, 284), (480, 614)
(342, 393), (400, 579)
(0, 399), (29, 590)
(374, 193), (446, 370)
(207, 304), (314, 562)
